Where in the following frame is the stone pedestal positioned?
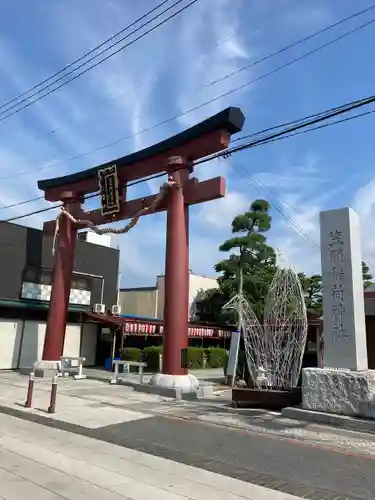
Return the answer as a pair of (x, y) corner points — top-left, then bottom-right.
(33, 360), (60, 378)
(302, 367), (375, 418)
(149, 373), (199, 393)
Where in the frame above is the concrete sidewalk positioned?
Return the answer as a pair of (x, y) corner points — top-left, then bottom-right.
(0, 371), (176, 428)
(0, 371), (375, 461)
(0, 371), (375, 497)
(0, 411), (302, 500)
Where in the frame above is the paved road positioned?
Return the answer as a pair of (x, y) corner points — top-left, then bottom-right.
(1, 402), (374, 499)
(0, 412), (301, 500)
(0, 373), (374, 499)
(92, 415), (375, 500)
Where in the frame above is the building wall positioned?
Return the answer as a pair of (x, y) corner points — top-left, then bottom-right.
(365, 297), (375, 315)
(0, 315), (98, 370)
(156, 277), (164, 319)
(0, 223), (29, 301)
(155, 273), (217, 320)
(365, 314), (375, 369)
(119, 288), (158, 318)
(81, 323), (98, 366)
(0, 319), (23, 369)
(0, 222), (119, 307)
(120, 273), (217, 320)
(188, 273), (218, 320)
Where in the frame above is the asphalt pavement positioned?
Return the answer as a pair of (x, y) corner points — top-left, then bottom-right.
(0, 372), (373, 499)
(0, 403), (374, 499)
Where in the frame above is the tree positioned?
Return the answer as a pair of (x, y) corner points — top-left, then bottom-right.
(362, 261), (373, 289)
(298, 273), (323, 315)
(196, 199), (277, 323)
(298, 260), (373, 316)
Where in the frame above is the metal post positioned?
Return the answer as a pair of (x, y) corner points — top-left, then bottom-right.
(25, 371), (35, 408)
(48, 375), (58, 414)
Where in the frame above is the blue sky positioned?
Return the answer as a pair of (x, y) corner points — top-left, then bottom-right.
(0, 0), (375, 286)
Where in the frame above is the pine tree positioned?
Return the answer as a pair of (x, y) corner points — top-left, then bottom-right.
(197, 199), (277, 323)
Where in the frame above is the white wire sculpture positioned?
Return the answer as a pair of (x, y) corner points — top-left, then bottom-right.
(224, 259), (308, 390)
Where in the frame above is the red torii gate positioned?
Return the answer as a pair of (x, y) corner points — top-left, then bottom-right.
(36, 107), (245, 389)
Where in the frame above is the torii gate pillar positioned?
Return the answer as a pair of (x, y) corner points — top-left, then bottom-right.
(42, 193), (78, 362)
(33, 193), (81, 376)
(150, 159), (199, 391)
(161, 161), (190, 375)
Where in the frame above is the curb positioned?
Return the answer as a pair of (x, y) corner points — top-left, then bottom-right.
(282, 406), (375, 435)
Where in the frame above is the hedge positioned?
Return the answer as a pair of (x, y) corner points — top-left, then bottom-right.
(120, 346), (227, 372)
(206, 347), (227, 368)
(119, 347), (142, 372)
(143, 346), (163, 372)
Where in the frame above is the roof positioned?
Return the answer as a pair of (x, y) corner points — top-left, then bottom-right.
(84, 311), (231, 329)
(38, 107), (245, 191)
(120, 287), (157, 292)
(0, 298), (87, 313)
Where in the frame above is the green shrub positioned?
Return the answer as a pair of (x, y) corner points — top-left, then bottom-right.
(143, 346), (163, 372)
(205, 347), (226, 368)
(119, 347), (141, 361)
(119, 345), (230, 373)
(187, 347), (205, 369)
(119, 347), (141, 372)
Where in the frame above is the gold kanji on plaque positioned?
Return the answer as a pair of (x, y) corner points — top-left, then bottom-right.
(98, 164), (121, 216)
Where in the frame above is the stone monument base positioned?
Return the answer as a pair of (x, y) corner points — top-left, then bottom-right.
(32, 360), (61, 378)
(302, 367), (375, 419)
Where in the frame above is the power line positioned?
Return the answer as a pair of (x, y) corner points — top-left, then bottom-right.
(203, 3), (375, 89)
(38, 8), (375, 150)
(0, 0), (171, 114)
(46, 32), (238, 136)
(231, 160), (375, 271)
(195, 93), (375, 165)
(0, 169), (171, 222)
(2, 204), (61, 223)
(44, 0), (299, 136)
(3, 90), (375, 218)
(0, 0), (198, 124)
(239, 107), (375, 148)
(0, 195), (44, 213)
(231, 89), (375, 145)
(39, 1), (375, 138)
(2, 11), (372, 184)
(229, 159), (319, 249)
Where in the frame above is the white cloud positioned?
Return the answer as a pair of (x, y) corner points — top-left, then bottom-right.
(198, 190), (248, 230)
(0, 0), (370, 288)
(351, 178), (375, 268)
(174, 0), (251, 129)
(279, 3), (333, 34)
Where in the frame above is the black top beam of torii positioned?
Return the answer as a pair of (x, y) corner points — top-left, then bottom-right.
(38, 107), (245, 202)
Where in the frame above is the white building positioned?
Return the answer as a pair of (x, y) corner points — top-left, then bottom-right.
(119, 272), (218, 321)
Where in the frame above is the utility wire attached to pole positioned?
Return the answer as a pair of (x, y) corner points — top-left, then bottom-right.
(3, 88), (375, 223)
(0, 0), (199, 124)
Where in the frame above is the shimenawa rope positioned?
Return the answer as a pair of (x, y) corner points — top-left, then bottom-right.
(52, 180), (178, 255)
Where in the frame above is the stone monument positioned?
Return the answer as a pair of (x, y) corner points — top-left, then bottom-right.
(302, 207), (375, 418)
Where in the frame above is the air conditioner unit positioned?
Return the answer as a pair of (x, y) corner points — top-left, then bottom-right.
(111, 305), (121, 316)
(93, 303), (106, 314)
